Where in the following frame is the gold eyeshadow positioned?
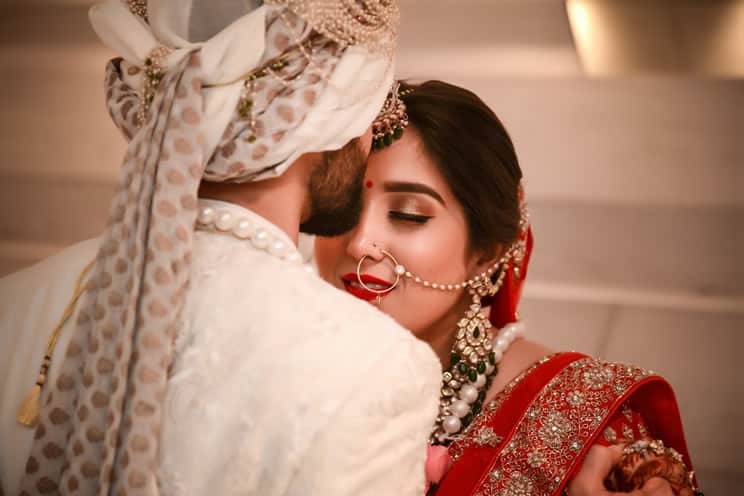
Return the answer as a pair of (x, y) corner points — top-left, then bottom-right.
(388, 195), (436, 217)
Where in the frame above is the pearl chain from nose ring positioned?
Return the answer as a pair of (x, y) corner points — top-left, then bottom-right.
(394, 255), (509, 293)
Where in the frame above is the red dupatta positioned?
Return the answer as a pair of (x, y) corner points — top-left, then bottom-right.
(435, 352), (696, 496)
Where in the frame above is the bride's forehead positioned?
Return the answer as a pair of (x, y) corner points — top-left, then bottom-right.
(366, 138), (443, 182)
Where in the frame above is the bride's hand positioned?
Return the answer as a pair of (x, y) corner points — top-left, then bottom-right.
(565, 444), (675, 496)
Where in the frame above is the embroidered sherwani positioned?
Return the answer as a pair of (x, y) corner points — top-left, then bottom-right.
(0, 200), (441, 495)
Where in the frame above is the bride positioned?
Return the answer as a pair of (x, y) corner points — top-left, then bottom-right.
(314, 80), (702, 496)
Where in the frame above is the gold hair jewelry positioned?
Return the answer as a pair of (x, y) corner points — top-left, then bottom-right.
(372, 81), (409, 150)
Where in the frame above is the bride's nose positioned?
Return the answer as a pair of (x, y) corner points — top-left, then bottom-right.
(345, 212), (385, 263)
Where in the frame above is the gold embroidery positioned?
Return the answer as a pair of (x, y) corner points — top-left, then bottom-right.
(603, 426), (618, 442)
(538, 412), (572, 449)
(527, 451), (546, 468)
(622, 423), (635, 441)
(566, 390), (585, 407)
(638, 422), (648, 438)
(587, 407), (609, 430)
(581, 363), (615, 390)
(474, 427), (504, 447)
(454, 357), (654, 496)
(622, 403), (633, 422)
(449, 354), (555, 461)
(504, 471), (534, 496)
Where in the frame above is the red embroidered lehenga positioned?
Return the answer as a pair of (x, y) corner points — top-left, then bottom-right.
(433, 227), (700, 496)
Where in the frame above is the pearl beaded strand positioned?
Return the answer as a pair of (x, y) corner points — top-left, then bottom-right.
(432, 318), (524, 444)
(195, 204), (304, 265)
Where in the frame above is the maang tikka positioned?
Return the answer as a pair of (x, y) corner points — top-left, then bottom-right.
(371, 81), (410, 150)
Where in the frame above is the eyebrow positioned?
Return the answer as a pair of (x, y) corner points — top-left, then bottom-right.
(382, 181), (446, 205)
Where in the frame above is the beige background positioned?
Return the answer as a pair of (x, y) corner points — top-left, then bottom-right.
(0, 0), (742, 493)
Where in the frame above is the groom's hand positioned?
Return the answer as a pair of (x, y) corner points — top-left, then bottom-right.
(566, 444), (674, 496)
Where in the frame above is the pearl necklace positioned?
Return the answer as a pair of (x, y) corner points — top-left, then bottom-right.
(433, 320), (525, 444)
(195, 204), (304, 265)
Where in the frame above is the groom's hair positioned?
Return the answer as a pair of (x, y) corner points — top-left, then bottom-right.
(300, 138), (367, 236)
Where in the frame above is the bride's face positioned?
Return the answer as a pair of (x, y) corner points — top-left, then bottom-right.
(314, 128), (484, 339)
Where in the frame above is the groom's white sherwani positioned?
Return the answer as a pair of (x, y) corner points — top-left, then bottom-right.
(0, 200), (441, 495)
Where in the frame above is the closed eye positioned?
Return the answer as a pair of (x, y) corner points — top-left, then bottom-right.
(388, 211), (432, 224)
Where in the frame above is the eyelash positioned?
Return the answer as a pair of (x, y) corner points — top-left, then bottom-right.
(388, 211), (433, 224)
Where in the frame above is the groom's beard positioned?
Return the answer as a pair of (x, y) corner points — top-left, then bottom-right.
(300, 139), (366, 237)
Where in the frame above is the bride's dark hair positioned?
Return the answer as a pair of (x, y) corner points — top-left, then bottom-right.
(398, 80), (522, 256)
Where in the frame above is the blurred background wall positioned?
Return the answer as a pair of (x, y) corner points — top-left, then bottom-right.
(1, 0), (742, 492)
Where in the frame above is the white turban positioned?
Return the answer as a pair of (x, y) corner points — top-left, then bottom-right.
(91, 0), (396, 181)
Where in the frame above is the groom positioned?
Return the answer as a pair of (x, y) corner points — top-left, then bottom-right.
(0, 1), (441, 495)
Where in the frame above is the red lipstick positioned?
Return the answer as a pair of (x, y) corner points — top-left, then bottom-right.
(341, 273), (395, 302)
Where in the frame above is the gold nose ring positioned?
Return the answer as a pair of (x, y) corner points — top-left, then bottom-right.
(356, 249), (406, 295)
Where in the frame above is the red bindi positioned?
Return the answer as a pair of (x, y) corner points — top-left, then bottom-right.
(365, 180), (374, 189)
